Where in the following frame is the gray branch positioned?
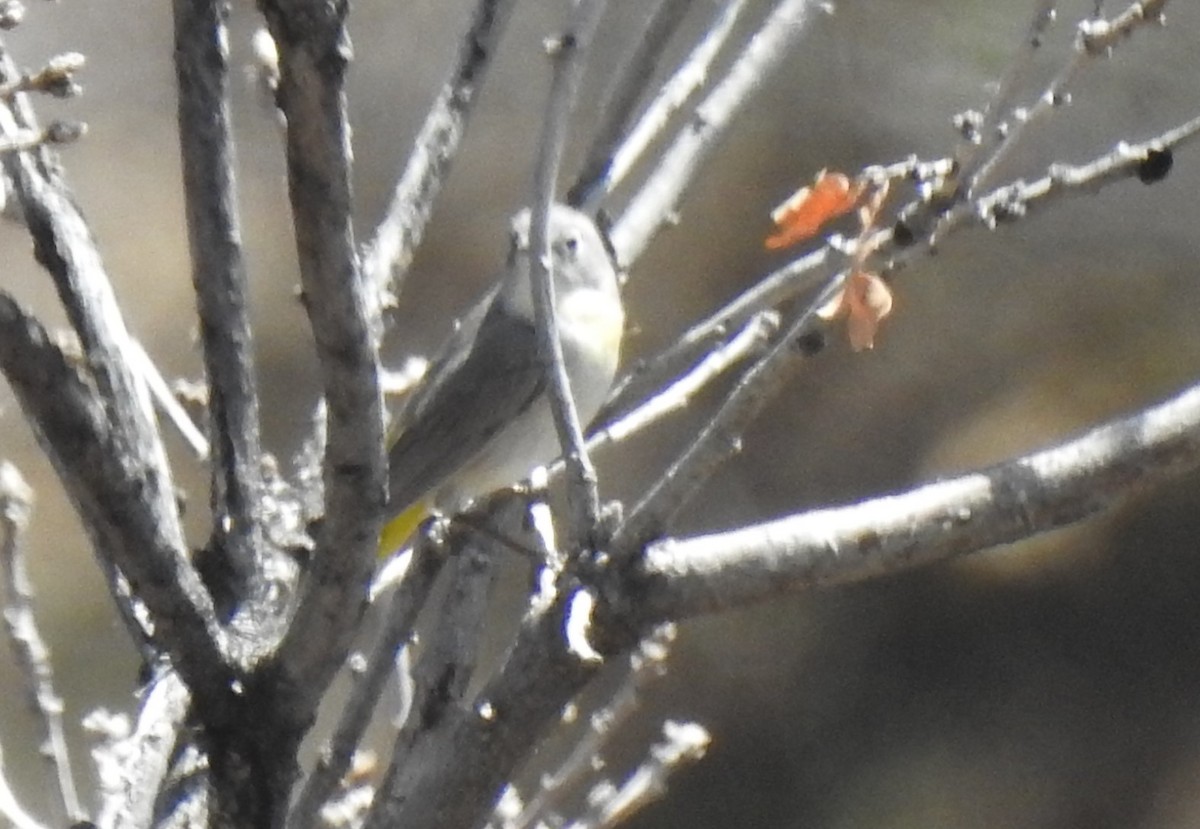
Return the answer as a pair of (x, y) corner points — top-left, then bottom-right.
(566, 0), (692, 207)
(173, 0), (265, 593)
(0, 462), (83, 825)
(362, 0), (520, 305)
(93, 669), (191, 829)
(288, 534), (447, 829)
(528, 0), (610, 543)
(610, 0), (826, 267)
(0, 295), (234, 717)
(260, 0), (387, 736)
(367, 591), (600, 829)
(639, 378), (1200, 619)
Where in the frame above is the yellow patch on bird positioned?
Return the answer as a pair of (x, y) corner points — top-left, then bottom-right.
(560, 288), (625, 358)
(378, 499), (431, 559)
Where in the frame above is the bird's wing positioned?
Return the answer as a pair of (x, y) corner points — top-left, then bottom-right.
(386, 295), (546, 514)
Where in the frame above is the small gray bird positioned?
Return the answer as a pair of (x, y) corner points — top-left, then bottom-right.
(379, 204), (624, 554)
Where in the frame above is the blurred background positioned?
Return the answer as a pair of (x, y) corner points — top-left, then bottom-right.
(2, 1), (1200, 827)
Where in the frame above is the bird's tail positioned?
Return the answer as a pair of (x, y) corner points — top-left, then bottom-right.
(378, 500), (430, 559)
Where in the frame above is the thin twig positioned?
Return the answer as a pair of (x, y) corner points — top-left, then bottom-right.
(0, 740), (46, 829)
(173, 0), (265, 591)
(288, 533), (447, 829)
(0, 51), (84, 101)
(610, 0), (825, 267)
(528, 0), (610, 542)
(0, 122), (81, 154)
(0, 462), (84, 824)
(566, 720), (709, 829)
(599, 245), (829, 423)
(968, 117), (1200, 227)
(639, 375), (1200, 620)
(574, 0), (752, 211)
(587, 310), (778, 454)
(896, 111), (1200, 274)
(566, 0), (692, 207)
(362, 0), (521, 306)
(125, 338), (209, 460)
(950, 0), (1057, 193)
(611, 277), (843, 556)
(505, 626), (676, 829)
(969, 0), (1169, 195)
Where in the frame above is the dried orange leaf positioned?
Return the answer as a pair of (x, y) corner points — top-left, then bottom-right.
(845, 271), (893, 351)
(765, 170), (865, 250)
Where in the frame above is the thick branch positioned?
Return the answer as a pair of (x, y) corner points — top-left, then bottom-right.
(260, 0), (386, 731)
(0, 46), (229, 694)
(639, 378), (1200, 619)
(173, 0), (265, 592)
(0, 296), (235, 714)
(368, 591), (600, 829)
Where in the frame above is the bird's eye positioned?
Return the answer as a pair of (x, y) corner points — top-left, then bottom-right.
(562, 233), (580, 256)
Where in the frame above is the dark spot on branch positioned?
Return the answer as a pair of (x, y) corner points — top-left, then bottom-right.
(1137, 148), (1172, 185)
(794, 329), (825, 356)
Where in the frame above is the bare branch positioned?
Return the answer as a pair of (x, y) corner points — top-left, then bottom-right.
(566, 720), (709, 829)
(504, 625), (677, 829)
(611, 277), (842, 556)
(566, 0), (692, 207)
(950, 0), (1057, 191)
(0, 462), (83, 825)
(572, 0), (752, 211)
(609, 107), (1200, 554)
(895, 112), (1200, 269)
(0, 51), (84, 100)
(362, 0), (520, 305)
(381, 532), (499, 790)
(969, 0), (1170, 194)
(610, 0), (826, 266)
(0, 295), (235, 727)
(0, 66), (186, 597)
(639, 378), (1200, 620)
(528, 0), (610, 541)
(261, 0), (386, 732)
(598, 244), (827, 423)
(588, 310), (778, 453)
(173, 0), (265, 591)
(91, 670), (191, 829)
(124, 338), (209, 460)
(368, 592), (600, 829)
(289, 534), (447, 829)
(0, 119), (82, 154)
(968, 118), (1200, 228)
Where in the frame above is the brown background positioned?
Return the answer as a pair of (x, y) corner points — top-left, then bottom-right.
(2, 1), (1200, 827)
